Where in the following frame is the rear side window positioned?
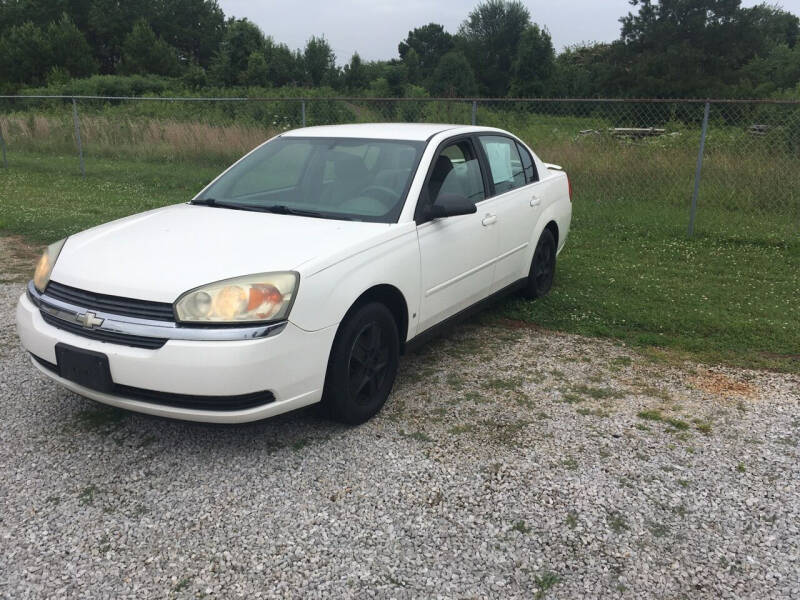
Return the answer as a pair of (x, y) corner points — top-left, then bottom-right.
(516, 141), (538, 183)
(478, 136), (526, 194)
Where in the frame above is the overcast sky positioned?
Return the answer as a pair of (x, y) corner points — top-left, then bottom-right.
(218, 0), (800, 65)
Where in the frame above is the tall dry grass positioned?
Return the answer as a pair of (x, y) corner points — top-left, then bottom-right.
(0, 113), (280, 163)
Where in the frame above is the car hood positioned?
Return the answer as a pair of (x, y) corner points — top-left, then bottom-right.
(50, 203), (390, 303)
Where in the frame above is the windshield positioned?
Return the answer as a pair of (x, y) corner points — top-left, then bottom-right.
(195, 136), (425, 222)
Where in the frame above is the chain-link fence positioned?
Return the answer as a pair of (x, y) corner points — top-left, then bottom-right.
(1, 96), (798, 239)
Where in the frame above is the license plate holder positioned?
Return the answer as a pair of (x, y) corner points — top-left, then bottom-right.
(55, 343), (113, 393)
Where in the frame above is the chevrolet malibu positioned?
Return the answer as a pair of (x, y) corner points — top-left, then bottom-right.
(17, 123), (572, 424)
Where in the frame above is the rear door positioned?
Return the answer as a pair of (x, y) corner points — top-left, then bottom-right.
(415, 136), (498, 333)
(476, 135), (544, 291)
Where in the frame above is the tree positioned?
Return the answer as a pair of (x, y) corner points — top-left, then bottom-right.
(47, 14), (97, 78)
(0, 22), (51, 84)
(0, 12), (95, 86)
(182, 61), (208, 89)
(343, 53), (368, 90)
(244, 50), (270, 87)
(152, 0), (226, 68)
(87, 0), (155, 72)
(741, 3), (799, 49)
(263, 38), (299, 86)
(618, 0), (761, 96)
(428, 51), (478, 97)
(0, 0), (75, 30)
(509, 24), (555, 96)
(549, 43), (618, 97)
(403, 48), (421, 83)
(458, 0), (531, 96)
(384, 62), (408, 97)
(303, 35), (336, 86)
(738, 43), (800, 96)
(398, 23), (453, 83)
(120, 19), (179, 76)
(208, 18), (265, 85)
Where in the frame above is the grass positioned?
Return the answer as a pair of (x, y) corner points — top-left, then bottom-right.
(512, 520), (531, 534)
(576, 407), (610, 417)
(570, 384), (622, 400)
(561, 457), (579, 470)
(448, 424), (475, 435)
(534, 571), (561, 599)
(607, 511), (629, 533)
(638, 410), (664, 422)
(566, 512), (578, 529)
(0, 151), (220, 244)
(693, 420), (713, 435)
(503, 189), (800, 373)
(399, 429), (433, 443)
(1, 141), (798, 374)
(665, 417), (690, 431)
(78, 484), (98, 506)
(0, 112), (279, 164)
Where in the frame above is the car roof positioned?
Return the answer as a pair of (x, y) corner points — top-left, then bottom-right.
(281, 123), (494, 142)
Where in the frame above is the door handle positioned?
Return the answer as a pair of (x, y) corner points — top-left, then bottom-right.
(481, 214), (497, 226)
(530, 196), (541, 207)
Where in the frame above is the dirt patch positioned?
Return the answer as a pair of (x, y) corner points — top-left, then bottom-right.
(0, 235), (40, 283)
(690, 369), (759, 400)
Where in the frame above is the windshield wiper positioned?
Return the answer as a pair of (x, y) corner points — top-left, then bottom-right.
(257, 204), (354, 220)
(189, 198), (253, 212)
(190, 197), (218, 206)
(191, 200), (354, 220)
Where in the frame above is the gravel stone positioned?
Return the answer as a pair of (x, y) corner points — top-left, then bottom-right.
(1, 281), (798, 599)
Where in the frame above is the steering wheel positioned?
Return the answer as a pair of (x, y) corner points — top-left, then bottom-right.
(358, 185), (400, 205)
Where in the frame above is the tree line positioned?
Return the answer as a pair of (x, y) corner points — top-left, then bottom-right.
(0, 0), (798, 98)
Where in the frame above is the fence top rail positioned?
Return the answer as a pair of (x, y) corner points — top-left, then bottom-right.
(0, 95), (799, 104)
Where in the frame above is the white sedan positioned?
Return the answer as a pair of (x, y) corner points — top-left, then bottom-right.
(16, 123), (572, 424)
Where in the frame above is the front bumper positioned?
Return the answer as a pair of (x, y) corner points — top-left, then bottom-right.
(16, 292), (337, 423)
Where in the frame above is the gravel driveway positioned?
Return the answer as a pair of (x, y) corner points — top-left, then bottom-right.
(1, 279), (798, 599)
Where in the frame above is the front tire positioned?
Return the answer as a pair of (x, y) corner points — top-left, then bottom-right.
(522, 228), (556, 299)
(323, 302), (399, 424)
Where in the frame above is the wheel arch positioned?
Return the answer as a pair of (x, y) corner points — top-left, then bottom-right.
(339, 284), (410, 352)
(544, 220), (559, 248)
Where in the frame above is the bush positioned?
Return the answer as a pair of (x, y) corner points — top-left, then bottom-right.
(20, 75), (175, 98)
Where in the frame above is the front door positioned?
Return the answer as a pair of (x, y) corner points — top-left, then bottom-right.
(415, 137), (497, 333)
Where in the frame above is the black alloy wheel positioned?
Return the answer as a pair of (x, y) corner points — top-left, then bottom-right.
(323, 302), (399, 424)
(523, 228), (556, 299)
(348, 321), (391, 406)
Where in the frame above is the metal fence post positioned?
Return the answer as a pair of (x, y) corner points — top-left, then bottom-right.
(688, 101), (710, 236)
(71, 98), (85, 177)
(0, 123), (7, 169)
(471, 100), (477, 126)
(301, 99), (306, 127)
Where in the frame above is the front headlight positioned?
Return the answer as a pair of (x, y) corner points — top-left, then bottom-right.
(174, 272), (299, 324)
(33, 238), (67, 292)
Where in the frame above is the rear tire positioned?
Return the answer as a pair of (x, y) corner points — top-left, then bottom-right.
(323, 302), (399, 424)
(522, 228), (556, 299)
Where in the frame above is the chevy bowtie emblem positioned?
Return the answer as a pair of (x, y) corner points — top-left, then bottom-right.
(75, 311), (104, 329)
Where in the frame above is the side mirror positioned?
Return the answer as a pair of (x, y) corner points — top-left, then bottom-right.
(424, 193), (477, 220)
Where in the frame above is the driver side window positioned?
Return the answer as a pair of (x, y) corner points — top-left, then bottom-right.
(427, 140), (486, 206)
